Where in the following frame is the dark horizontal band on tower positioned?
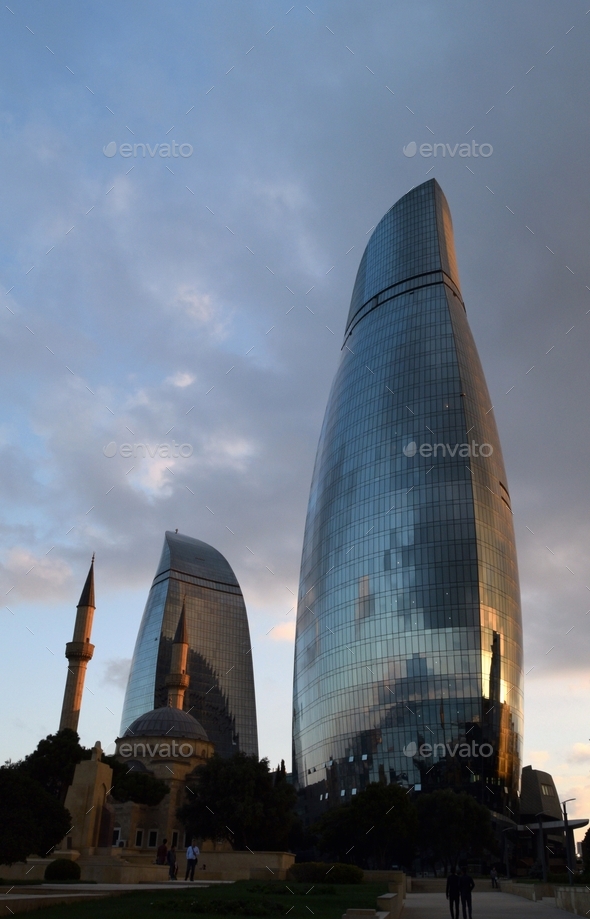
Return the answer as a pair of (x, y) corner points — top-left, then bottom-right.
(343, 269), (465, 346)
(153, 567), (242, 596)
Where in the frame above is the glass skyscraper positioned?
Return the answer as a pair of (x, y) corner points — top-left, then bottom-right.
(292, 179), (523, 819)
(121, 531), (258, 758)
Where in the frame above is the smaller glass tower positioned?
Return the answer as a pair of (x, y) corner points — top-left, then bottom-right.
(121, 531), (258, 758)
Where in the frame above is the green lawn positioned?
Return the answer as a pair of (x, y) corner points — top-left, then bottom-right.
(29, 880), (386, 919)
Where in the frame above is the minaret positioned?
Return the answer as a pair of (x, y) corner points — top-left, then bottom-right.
(59, 556), (96, 733)
(165, 600), (190, 710)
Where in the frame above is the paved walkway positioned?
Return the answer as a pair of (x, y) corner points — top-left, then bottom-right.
(0, 882), (226, 915)
(403, 891), (561, 917)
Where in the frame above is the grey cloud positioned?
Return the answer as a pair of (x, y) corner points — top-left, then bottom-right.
(0, 0), (589, 764)
(101, 657), (132, 691)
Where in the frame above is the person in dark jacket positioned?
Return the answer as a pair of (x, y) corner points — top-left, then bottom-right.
(167, 845), (177, 880)
(156, 838), (168, 865)
(459, 866), (475, 919)
(446, 867), (461, 919)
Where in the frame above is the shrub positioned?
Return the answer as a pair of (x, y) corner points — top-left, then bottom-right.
(44, 858), (81, 881)
(287, 862), (363, 884)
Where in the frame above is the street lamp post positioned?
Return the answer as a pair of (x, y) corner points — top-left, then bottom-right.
(502, 827), (512, 880)
(562, 798), (576, 886)
(535, 812), (547, 883)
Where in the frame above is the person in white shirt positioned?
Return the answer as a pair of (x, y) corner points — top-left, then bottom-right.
(185, 838), (200, 881)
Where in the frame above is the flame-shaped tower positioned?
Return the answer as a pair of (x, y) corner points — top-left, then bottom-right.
(292, 179), (523, 819)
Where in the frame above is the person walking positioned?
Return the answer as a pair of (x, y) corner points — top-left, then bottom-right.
(167, 845), (177, 880)
(459, 866), (475, 919)
(490, 866), (499, 889)
(446, 867), (461, 919)
(156, 838), (168, 865)
(185, 838), (200, 881)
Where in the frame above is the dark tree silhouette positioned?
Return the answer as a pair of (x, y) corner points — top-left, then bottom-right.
(13, 728), (90, 802)
(9, 729), (168, 810)
(0, 769), (71, 865)
(178, 753), (298, 850)
(315, 783), (418, 869)
(416, 789), (496, 872)
(104, 757), (169, 806)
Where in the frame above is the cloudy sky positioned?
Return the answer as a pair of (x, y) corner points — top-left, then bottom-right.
(1, 0), (590, 832)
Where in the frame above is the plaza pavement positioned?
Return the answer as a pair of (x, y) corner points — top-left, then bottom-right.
(402, 890), (561, 917)
(0, 881), (225, 914)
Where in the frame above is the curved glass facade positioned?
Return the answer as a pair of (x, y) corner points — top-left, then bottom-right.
(121, 531), (258, 758)
(292, 179), (523, 819)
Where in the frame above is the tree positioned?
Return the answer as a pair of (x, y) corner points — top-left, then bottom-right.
(0, 768), (71, 865)
(178, 753), (298, 850)
(581, 826), (590, 874)
(14, 729), (90, 802)
(416, 789), (496, 872)
(103, 756), (169, 806)
(315, 783), (418, 869)
(1, 730), (168, 865)
(9, 730), (168, 809)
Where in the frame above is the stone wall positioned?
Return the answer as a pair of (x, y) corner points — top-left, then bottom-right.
(0, 859), (54, 881)
(555, 886), (590, 915)
(362, 870), (406, 892)
(499, 880), (554, 900)
(1, 849), (295, 884)
(192, 850), (295, 880)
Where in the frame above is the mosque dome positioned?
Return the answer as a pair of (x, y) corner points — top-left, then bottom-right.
(123, 706), (209, 741)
